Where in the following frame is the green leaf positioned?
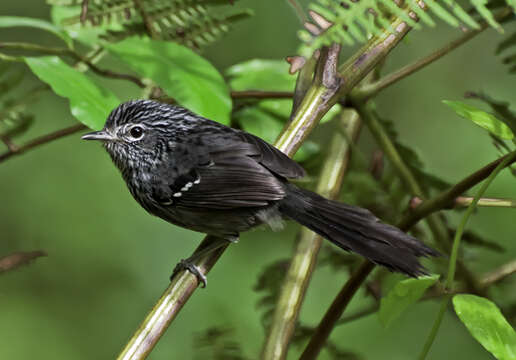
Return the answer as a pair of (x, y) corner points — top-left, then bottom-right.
(466, 92), (516, 138)
(25, 56), (119, 129)
(0, 16), (73, 49)
(378, 275), (439, 327)
(471, 0), (503, 33)
(443, 100), (514, 140)
(453, 294), (516, 360)
(106, 37), (231, 125)
(226, 59), (295, 92)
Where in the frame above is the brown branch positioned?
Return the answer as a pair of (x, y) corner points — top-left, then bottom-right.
(411, 195), (516, 209)
(80, 0), (90, 25)
(481, 260), (516, 288)
(400, 152), (516, 230)
(0, 250), (47, 273)
(133, 0), (158, 39)
(300, 261), (375, 360)
(230, 90), (294, 99)
(0, 124), (86, 163)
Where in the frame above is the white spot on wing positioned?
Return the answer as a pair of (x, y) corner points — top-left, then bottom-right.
(173, 192), (182, 197)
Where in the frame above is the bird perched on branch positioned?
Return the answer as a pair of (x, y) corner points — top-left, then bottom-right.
(82, 99), (438, 286)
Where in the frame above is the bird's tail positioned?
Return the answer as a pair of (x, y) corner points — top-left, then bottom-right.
(278, 184), (438, 276)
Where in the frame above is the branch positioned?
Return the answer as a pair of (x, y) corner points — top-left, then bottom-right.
(399, 151), (516, 230)
(285, 0), (308, 23)
(481, 259), (516, 288)
(80, 0), (89, 25)
(353, 7), (514, 100)
(300, 261), (375, 360)
(411, 195), (516, 209)
(0, 42), (146, 88)
(230, 90), (294, 99)
(261, 110), (361, 360)
(0, 123), (86, 163)
(0, 250), (47, 273)
(133, 0), (158, 39)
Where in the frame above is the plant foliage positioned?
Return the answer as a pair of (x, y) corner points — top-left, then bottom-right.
(47, 0), (252, 49)
(299, 0), (512, 55)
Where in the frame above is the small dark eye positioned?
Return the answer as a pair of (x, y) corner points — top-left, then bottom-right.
(129, 126), (144, 139)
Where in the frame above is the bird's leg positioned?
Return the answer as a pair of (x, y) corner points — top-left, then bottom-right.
(171, 236), (238, 287)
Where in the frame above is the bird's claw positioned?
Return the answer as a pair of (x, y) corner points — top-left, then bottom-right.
(171, 259), (207, 288)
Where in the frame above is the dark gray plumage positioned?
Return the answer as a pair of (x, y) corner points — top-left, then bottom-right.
(83, 99), (438, 277)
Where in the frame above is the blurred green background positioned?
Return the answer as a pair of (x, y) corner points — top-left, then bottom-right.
(1, 1), (516, 359)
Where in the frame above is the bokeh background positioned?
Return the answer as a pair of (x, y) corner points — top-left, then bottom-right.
(1, 1), (515, 359)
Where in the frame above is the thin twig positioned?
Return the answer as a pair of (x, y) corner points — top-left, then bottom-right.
(411, 195), (516, 209)
(0, 124), (86, 163)
(230, 90), (294, 99)
(0, 250), (47, 273)
(353, 7), (514, 100)
(261, 110), (362, 360)
(0, 42), (146, 88)
(286, 0), (308, 23)
(400, 152), (516, 230)
(300, 261), (375, 360)
(133, 0), (158, 39)
(80, 0), (90, 25)
(481, 259), (516, 288)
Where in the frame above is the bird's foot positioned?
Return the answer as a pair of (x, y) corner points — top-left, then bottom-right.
(171, 259), (207, 288)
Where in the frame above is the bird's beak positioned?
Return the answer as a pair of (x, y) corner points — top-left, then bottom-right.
(81, 130), (114, 141)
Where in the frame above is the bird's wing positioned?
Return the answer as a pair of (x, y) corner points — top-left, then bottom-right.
(236, 131), (306, 179)
(151, 135), (289, 210)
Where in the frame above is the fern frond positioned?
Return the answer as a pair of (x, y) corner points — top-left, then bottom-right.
(300, 0), (513, 54)
(49, 0), (250, 49)
(497, 31), (516, 72)
(194, 327), (248, 360)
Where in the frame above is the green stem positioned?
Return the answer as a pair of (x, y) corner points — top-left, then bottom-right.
(261, 110), (361, 360)
(418, 294), (451, 360)
(417, 150), (516, 360)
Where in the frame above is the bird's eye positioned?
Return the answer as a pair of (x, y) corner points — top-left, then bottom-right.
(129, 126), (144, 139)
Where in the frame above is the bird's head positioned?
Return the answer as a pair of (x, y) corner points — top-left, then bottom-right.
(82, 99), (191, 172)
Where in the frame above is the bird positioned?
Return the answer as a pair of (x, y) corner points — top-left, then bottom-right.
(82, 99), (438, 286)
